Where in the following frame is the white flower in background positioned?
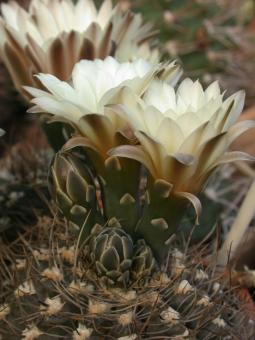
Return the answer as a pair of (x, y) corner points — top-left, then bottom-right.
(111, 78), (255, 193)
(0, 0), (158, 99)
(0, 128), (4, 137)
(1, 0), (113, 44)
(25, 57), (182, 156)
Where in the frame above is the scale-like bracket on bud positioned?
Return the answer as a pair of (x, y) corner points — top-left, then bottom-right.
(49, 152), (103, 240)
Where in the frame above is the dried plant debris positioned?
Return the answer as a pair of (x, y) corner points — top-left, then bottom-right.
(0, 144), (52, 237)
(177, 164), (254, 246)
(204, 165), (254, 239)
(0, 216), (253, 339)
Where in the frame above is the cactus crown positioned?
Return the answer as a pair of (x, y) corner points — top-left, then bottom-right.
(84, 224), (156, 286)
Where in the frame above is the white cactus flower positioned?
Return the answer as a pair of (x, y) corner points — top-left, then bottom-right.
(0, 0), (158, 100)
(111, 78), (255, 196)
(25, 57), (181, 156)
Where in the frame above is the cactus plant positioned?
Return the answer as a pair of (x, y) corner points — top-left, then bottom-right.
(0, 216), (253, 339)
(86, 224), (156, 286)
(26, 57), (255, 260)
(0, 3), (254, 339)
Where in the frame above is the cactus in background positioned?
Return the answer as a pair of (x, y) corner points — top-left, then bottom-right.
(130, 0), (255, 106)
(0, 216), (253, 339)
(130, 0), (240, 73)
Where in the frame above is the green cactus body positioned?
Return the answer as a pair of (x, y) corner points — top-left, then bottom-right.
(98, 155), (142, 238)
(136, 177), (189, 261)
(90, 226), (134, 286)
(50, 152), (103, 240)
(61, 138), (142, 239)
(86, 225), (156, 287)
(51, 147), (194, 261)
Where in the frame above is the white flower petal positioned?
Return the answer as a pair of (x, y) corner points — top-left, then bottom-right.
(205, 81), (221, 100)
(36, 74), (78, 101)
(223, 90), (245, 129)
(144, 80), (176, 113)
(31, 96), (84, 123)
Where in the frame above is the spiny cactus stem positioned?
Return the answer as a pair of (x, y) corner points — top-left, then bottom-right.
(136, 176), (188, 262)
(61, 140), (142, 235)
(91, 154), (142, 238)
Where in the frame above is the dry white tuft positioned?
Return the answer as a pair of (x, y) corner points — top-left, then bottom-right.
(73, 266), (84, 278)
(15, 280), (36, 297)
(197, 295), (212, 307)
(40, 296), (64, 316)
(172, 249), (186, 276)
(112, 289), (137, 302)
(73, 323), (93, 340)
(60, 246), (75, 264)
(13, 259), (27, 271)
(118, 335), (137, 340)
(88, 300), (110, 315)
(171, 329), (189, 339)
(195, 269), (209, 281)
(159, 272), (171, 285)
(152, 272), (171, 287)
(42, 266), (63, 282)
(144, 291), (161, 306)
(213, 282), (222, 293)
(69, 280), (94, 295)
(172, 249), (185, 261)
(0, 304), (10, 320)
(212, 317), (226, 328)
(123, 290), (137, 301)
(151, 273), (171, 287)
(22, 325), (43, 340)
(118, 311), (133, 326)
(33, 248), (50, 261)
(160, 306), (180, 324)
(176, 280), (194, 294)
